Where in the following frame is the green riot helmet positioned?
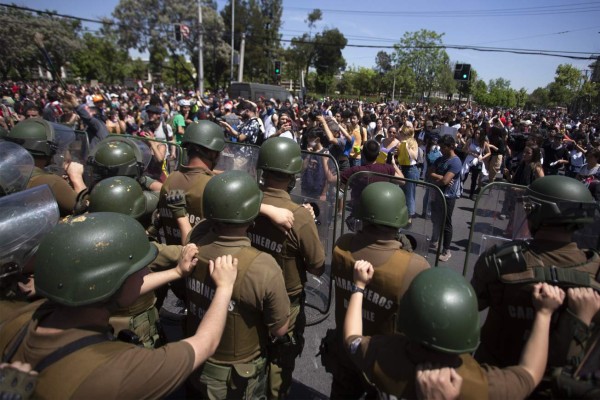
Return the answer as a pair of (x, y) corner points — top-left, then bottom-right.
(203, 170), (263, 224)
(35, 212), (157, 307)
(87, 136), (144, 182)
(3, 118), (57, 157)
(87, 177), (147, 220)
(524, 175), (597, 233)
(396, 268), (480, 354)
(356, 181), (409, 229)
(257, 137), (303, 175)
(182, 120), (225, 152)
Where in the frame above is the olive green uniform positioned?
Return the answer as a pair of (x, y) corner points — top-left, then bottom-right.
(471, 241), (600, 369)
(186, 221), (290, 399)
(158, 165), (214, 244)
(247, 186), (325, 399)
(28, 167), (77, 217)
(346, 333), (536, 400)
(0, 302), (195, 399)
(327, 232), (430, 398)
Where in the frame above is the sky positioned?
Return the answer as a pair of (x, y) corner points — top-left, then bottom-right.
(10, 0), (600, 92)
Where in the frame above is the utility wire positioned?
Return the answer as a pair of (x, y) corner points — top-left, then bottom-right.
(1, 3), (596, 60)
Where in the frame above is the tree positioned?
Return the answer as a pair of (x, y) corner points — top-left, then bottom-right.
(548, 64), (582, 106)
(471, 79), (488, 105)
(0, 6), (82, 81)
(515, 88), (528, 108)
(375, 51), (392, 73)
(350, 67), (378, 96)
(285, 10), (346, 92)
(392, 29), (450, 99)
(313, 29), (347, 76)
(71, 33), (130, 83)
(221, 0), (283, 83)
(113, 0), (227, 88)
(527, 87), (550, 109)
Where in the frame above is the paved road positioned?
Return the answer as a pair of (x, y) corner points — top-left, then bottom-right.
(289, 183), (480, 399)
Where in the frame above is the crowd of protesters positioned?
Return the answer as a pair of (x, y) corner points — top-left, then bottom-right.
(2, 79), (599, 244)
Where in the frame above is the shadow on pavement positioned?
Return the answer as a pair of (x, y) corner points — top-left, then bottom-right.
(289, 379), (329, 400)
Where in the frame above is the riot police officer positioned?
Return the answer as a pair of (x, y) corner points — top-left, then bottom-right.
(86, 135), (161, 192)
(186, 170), (290, 399)
(2, 118), (85, 216)
(471, 175), (600, 377)
(344, 265), (565, 399)
(85, 176), (165, 348)
(324, 181), (430, 398)
(248, 137), (325, 399)
(158, 120), (225, 245)
(0, 212), (237, 398)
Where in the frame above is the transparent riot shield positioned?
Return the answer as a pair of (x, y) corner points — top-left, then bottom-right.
(573, 206), (600, 251)
(64, 130), (90, 166)
(45, 122), (76, 176)
(113, 134), (184, 181)
(463, 182), (531, 278)
(0, 141), (34, 196)
(214, 141), (260, 179)
(341, 171), (446, 265)
(288, 150), (340, 325)
(0, 185), (60, 289)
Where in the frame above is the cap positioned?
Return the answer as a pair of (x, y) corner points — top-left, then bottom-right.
(224, 101), (233, 111)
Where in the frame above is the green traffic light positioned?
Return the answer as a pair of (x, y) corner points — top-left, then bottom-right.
(462, 74), (467, 79)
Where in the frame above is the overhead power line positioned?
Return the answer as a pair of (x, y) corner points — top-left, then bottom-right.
(286, 2), (600, 18)
(0, 2), (596, 60)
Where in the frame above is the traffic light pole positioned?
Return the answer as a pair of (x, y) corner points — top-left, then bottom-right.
(198, 0), (204, 94)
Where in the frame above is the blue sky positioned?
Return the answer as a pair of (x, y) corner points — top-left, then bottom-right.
(12, 0), (600, 92)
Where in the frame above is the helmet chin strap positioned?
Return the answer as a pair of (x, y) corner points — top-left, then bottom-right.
(287, 175), (296, 193)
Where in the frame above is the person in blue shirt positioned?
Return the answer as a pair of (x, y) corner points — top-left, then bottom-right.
(427, 135), (463, 262)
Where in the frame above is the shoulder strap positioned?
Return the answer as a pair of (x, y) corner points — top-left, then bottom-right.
(0, 300), (47, 361)
(36, 340), (132, 399)
(231, 246), (263, 303)
(490, 242), (600, 291)
(35, 334), (111, 373)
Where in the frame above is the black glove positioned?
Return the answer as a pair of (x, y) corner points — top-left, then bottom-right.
(166, 190), (187, 219)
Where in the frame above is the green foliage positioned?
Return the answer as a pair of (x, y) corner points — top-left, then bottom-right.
(393, 29), (450, 98)
(0, 5), (82, 81)
(221, 0), (283, 83)
(113, 0), (228, 89)
(285, 10), (346, 87)
(548, 64), (582, 106)
(71, 33), (129, 83)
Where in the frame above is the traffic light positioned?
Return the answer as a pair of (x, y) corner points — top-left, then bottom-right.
(454, 64), (471, 81)
(274, 61), (281, 75)
(174, 24), (181, 42)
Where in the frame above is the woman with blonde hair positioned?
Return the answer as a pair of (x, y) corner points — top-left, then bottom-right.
(397, 121), (419, 223)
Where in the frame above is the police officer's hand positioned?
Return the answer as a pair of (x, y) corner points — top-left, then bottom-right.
(353, 260), (374, 289)
(532, 283), (565, 316)
(416, 365), (462, 400)
(302, 203), (316, 220)
(166, 190), (187, 219)
(176, 244), (199, 277)
(209, 255), (238, 289)
(16, 277), (36, 298)
(0, 361), (37, 400)
(566, 287), (600, 327)
(262, 204), (294, 233)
